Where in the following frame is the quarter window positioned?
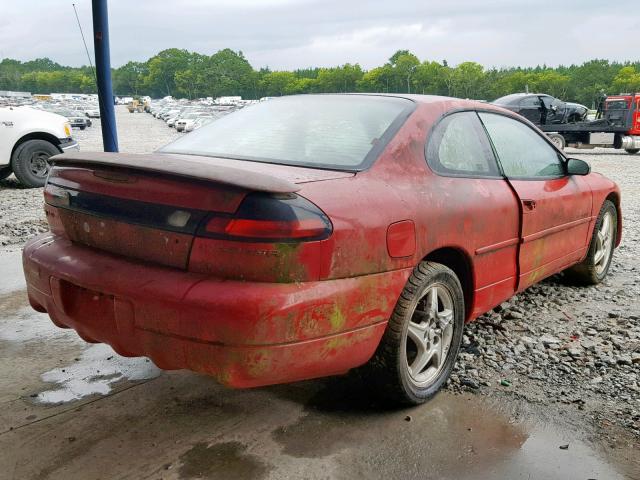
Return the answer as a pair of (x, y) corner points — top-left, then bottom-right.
(479, 112), (565, 178)
(426, 112), (501, 177)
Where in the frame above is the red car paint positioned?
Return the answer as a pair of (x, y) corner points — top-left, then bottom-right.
(22, 95), (621, 388)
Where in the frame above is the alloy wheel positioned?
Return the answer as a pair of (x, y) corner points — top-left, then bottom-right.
(403, 283), (455, 387)
(594, 210), (614, 275)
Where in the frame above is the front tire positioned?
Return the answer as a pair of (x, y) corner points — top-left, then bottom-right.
(366, 262), (465, 405)
(11, 139), (59, 188)
(565, 200), (617, 285)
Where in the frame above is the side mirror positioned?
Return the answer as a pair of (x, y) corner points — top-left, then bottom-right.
(566, 158), (590, 175)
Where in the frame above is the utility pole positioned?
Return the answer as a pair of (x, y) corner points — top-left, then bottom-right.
(92, 0), (118, 152)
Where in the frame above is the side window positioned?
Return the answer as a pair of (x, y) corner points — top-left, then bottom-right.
(520, 97), (541, 108)
(540, 96), (553, 109)
(426, 111), (501, 177)
(479, 112), (565, 178)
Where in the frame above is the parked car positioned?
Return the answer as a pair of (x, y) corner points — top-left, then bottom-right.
(0, 106), (78, 187)
(175, 112), (208, 132)
(23, 94), (620, 404)
(187, 116), (215, 132)
(85, 108), (100, 118)
(53, 109), (91, 130)
(493, 93), (588, 125)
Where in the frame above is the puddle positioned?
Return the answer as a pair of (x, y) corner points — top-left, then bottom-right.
(0, 279), (161, 404)
(36, 343), (161, 404)
(0, 250), (26, 294)
(0, 300), (82, 347)
(179, 441), (272, 480)
(271, 380), (636, 480)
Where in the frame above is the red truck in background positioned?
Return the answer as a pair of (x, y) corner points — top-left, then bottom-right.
(542, 93), (640, 154)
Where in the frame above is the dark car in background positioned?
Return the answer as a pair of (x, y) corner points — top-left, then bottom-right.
(52, 109), (91, 130)
(493, 93), (588, 126)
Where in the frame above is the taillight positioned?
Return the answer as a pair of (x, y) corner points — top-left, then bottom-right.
(198, 193), (332, 242)
(44, 183), (71, 207)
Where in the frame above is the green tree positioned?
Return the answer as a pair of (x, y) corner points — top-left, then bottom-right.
(386, 50), (420, 92)
(315, 64), (363, 92)
(527, 70), (570, 98)
(449, 62), (485, 98)
(113, 61), (147, 96)
(612, 66), (640, 95)
(259, 71), (298, 96)
(143, 48), (192, 97)
(412, 61), (446, 95)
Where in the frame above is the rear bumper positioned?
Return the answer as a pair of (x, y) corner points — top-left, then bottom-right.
(23, 234), (410, 388)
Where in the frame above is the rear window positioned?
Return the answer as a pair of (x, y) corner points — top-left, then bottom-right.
(160, 95), (413, 170)
(605, 100), (629, 110)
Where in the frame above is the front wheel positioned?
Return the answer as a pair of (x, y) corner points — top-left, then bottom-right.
(625, 148), (639, 155)
(565, 200), (617, 285)
(366, 262), (464, 405)
(11, 139), (59, 188)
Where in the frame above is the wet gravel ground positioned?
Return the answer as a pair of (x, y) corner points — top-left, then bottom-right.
(1, 107), (638, 442)
(0, 107), (180, 246)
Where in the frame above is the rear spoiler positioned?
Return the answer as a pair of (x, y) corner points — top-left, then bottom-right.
(50, 151), (300, 193)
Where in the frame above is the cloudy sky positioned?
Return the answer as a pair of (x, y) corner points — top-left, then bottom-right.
(1, 0), (639, 70)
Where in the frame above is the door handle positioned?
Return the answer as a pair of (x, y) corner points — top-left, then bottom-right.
(522, 199), (537, 211)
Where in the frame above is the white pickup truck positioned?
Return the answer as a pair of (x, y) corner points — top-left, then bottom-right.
(0, 106), (79, 187)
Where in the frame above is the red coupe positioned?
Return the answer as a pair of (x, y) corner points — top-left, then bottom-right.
(23, 94), (621, 404)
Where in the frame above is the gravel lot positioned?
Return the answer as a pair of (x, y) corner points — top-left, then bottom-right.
(1, 106), (639, 446)
(0, 107), (181, 246)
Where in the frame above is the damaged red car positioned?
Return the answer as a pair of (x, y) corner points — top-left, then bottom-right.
(23, 94), (621, 404)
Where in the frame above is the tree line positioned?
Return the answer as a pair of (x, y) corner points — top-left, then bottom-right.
(1, 49), (640, 107)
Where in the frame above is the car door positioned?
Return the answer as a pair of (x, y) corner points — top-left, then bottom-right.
(544, 96), (566, 124)
(0, 109), (18, 167)
(518, 96), (543, 124)
(425, 111), (521, 316)
(478, 112), (593, 291)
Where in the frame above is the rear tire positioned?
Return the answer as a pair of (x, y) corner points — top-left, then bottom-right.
(565, 200), (617, 285)
(365, 262), (464, 405)
(625, 148), (639, 155)
(11, 139), (59, 188)
(548, 133), (566, 150)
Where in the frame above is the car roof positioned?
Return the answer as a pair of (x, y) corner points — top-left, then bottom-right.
(283, 92), (492, 108)
(493, 93), (552, 104)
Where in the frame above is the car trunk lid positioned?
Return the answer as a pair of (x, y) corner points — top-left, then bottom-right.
(45, 152), (350, 271)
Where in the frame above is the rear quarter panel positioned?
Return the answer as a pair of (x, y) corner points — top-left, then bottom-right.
(298, 100), (521, 319)
(583, 171), (622, 246)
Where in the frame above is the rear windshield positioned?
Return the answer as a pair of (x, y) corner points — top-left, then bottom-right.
(605, 100), (629, 110)
(160, 95), (413, 170)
